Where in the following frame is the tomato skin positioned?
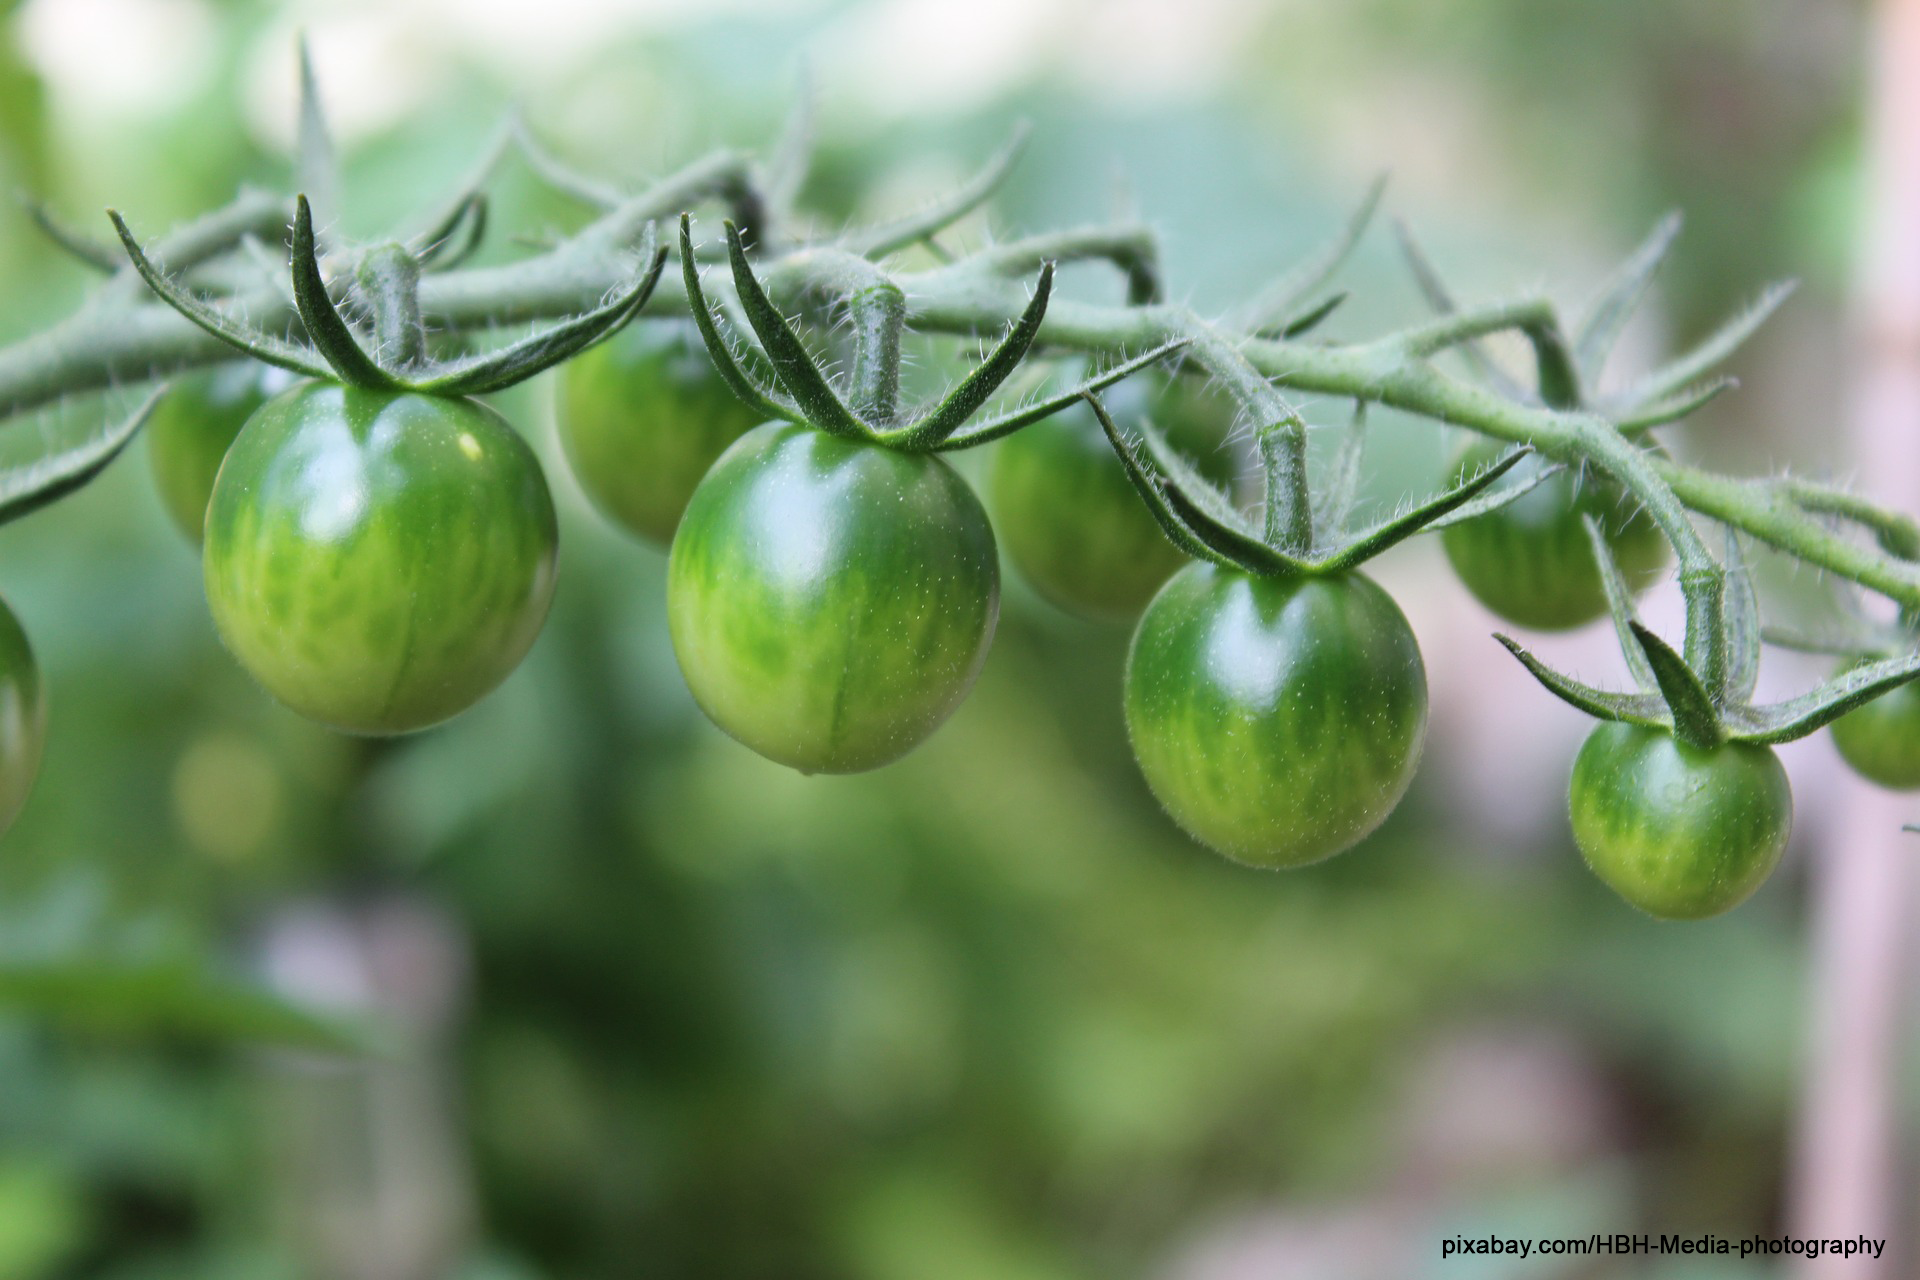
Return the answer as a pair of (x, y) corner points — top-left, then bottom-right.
(1124, 562), (1428, 867)
(991, 377), (1238, 621)
(667, 422), (999, 774)
(1830, 674), (1920, 790)
(147, 363), (295, 544)
(558, 321), (762, 545)
(1441, 440), (1667, 631)
(203, 382), (558, 735)
(1569, 723), (1792, 919)
(0, 596), (45, 840)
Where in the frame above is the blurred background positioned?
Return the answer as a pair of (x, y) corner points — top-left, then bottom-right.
(0, 0), (1908, 1277)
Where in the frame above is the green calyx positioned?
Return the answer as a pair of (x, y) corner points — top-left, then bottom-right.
(1501, 521), (1920, 749)
(1092, 391), (1532, 578)
(110, 194), (666, 398)
(678, 214), (1187, 454)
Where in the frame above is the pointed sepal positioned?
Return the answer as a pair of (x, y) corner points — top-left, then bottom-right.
(879, 263), (1053, 449)
(929, 340), (1188, 451)
(844, 123), (1031, 258)
(411, 233), (666, 397)
(107, 211), (333, 379)
(1087, 394), (1237, 569)
(1310, 400), (1368, 534)
(21, 196), (118, 272)
(1392, 219), (1527, 400)
(0, 388), (166, 526)
(1583, 514), (1659, 693)
(1626, 280), (1796, 409)
(1575, 211), (1682, 383)
(1629, 622), (1724, 748)
(1612, 377), (1733, 432)
(723, 220), (871, 439)
(678, 215), (795, 421)
(1495, 634), (1673, 726)
(1725, 651), (1920, 745)
(290, 195), (400, 389)
(1240, 175), (1385, 332)
(1313, 445), (1527, 572)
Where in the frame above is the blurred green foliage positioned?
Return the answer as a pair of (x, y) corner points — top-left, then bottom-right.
(0, 2), (1876, 1277)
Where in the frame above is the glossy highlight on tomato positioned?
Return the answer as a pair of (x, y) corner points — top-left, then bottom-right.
(558, 320), (763, 545)
(148, 362), (295, 543)
(667, 422), (998, 774)
(0, 595), (45, 840)
(203, 382), (558, 735)
(1830, 672), (1920, 790)
(1441, 440), (1666, 631)
(1569, 722), (1792, 919)
(1124, 562), (1428, 867)
(991, 375), (1238, 621)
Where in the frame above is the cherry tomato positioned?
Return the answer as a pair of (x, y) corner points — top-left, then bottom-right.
(1441, 440), (1666, 631)
(147, 362), (295, 544)
(557, 320), (763, 545)
(1124, 562), (1428, 867)
(667, 422), (998, 774)
(991, 375), (1239, 621)
(1568, 722), (1792, 919)
(0, 595), (45, 839)
(203, 382), (558, 735)
(1830, 672), (1920, 790)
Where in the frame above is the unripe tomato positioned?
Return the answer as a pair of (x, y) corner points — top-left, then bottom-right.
(667, 422), (998, 774)
(1441, 440), (1666, 631)
(557, 321), (763, 545)
(991, 375), (1239, 621)
(203, 382), (558, 735)
(0, 595), (45, 840)
(1124, 562), (1428, 867)
(1830, 673), (1920, 790)
(1568, 722), (1792, 919)
(147, 363), (295, 544)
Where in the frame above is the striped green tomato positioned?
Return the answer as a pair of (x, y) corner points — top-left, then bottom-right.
(991, 375), (1239, 621)
(557, 320), (762, 545)
(203, 382), (558, 735)
(1441, 440), (1666, 631)
(667, 422), (998, 774)
(147, 362), (295, 544)
(0, 595), (45, 839)
(1829, 671), (1920, 790)
(1569, 723), (1792, 919)
(1124, 563), (1428, 867)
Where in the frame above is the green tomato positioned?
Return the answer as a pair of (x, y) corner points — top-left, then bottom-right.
(1830, 671), (1920, 790)
(203, 382), (559, 736)
(1441, 440), (1667, 631)
(1124, 562), (1428, 867)
(147, 362), (296, 544)
(1569, 722), (1792, 919)
(0, 595), (45, 840)
(667, 422), (998, 774)
(991, 375), (1239, 621)
(557, 320), (763, 545)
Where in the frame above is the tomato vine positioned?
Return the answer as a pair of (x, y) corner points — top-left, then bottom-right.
(0, 50), (1913, 916)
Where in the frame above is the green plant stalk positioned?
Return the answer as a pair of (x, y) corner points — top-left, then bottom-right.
(10, 167), (1920, 623)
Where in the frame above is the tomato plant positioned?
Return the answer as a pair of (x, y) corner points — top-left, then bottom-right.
(0, 595), (45, 840)
(992, 374), (1237, 620)
(1830, 672), (1920, 790)
(1125, 563), (1427, 866)
(1568, 722), (1792, 919)
(668, 422), (998, 772)
(1442, 440), (1665, 631)
(147, 362), (295, 544)
(0, 68), (1906, 924)
(558, 320), (762, 545)
(204, 382), (559, 735)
